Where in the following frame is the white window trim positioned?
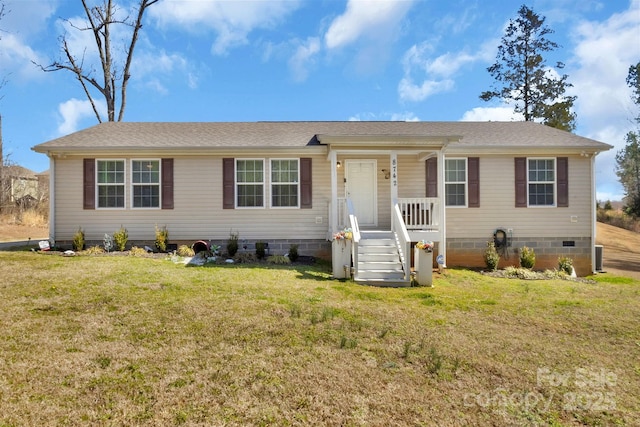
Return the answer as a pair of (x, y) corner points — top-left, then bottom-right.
(130, 159), (162, 210)
(445, 157), (468, 208)
(269, 158), (300, 209)
(96, 158), (126, 210)
(527, 157), (557, 208)
(235, 158), (266, 209)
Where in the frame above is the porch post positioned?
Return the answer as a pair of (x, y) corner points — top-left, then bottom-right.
(390, 151), (398, 204)
(330, 150), (338, 235)
(438, 150), (447, 267)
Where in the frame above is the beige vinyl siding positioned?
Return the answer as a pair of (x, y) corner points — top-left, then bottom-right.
(445, 155), (592, 239)
(53, 154), (331, 242)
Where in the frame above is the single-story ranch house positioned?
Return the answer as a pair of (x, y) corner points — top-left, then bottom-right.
(33, 121), (612, 283)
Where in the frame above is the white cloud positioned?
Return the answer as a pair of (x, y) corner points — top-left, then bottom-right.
(149, 0), (301, 55)
(57, 98), (102, 135)
(348, 111), (421, 121)
(460, 106), (523, 122)
(0, 33), (46, 81)
(569, 0), (640, 200)
(398, 39), (496, 102)
(324, 0), (414, 50)
(288, 37), (321, 83)
(398, 77), (454, 102)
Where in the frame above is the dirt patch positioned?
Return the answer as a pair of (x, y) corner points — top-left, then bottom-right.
(0, 223), (48, 243)
(596, 221), (640, 280)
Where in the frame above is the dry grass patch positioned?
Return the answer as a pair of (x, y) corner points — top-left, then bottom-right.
(0, 252), (638, 426)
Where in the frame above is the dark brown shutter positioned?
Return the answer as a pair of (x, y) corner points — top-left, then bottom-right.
(223, 158), (235, 209)
(161, 158), (174, 209)
(557, 157), (568, 207)
(83, 158), (95, 210)
(300, 157), (312, 209)
(425, 157), (438, 197)
(468, 157), (480, 208)
(515, 157), (527, 207)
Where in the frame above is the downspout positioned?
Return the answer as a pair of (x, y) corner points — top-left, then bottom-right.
(48, 155), (55, 245)
(591, 153), (596, 274)
(329, 150), (338, 238)
(438, 149), (447, 267)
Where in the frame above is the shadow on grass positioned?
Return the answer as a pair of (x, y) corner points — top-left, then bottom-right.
(189, 259), (334, 282)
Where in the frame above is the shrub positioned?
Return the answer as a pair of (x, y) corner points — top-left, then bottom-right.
(255, 241), (267, 259)
(288, 244), (299, 262)
(483, 241), (500, 271)
(155, 225), (169, 252)
(103, 234), (114, 252)
(227, 231), (239, 257)
(72, 227), (85, 251)
(84, 245), (105, 255)
(129, 246), (148, 257)
(177, 245), (195, 257)
(113, 226), (128, 251)
(267, 255), (291, 265)
(558, 256), (573, 275)
(519, 246), (536, 269)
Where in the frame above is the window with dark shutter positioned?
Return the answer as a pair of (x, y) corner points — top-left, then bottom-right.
(515, 157), (527, 207)
(161, 158), (174, 209)
(557, 157), (568, 207)
(223, 158), (235, 209)
(425, 157), (437, 198)
(300, 158), (312, 209)
(83, 158), (95, 210)
(468, 157), (480, 208)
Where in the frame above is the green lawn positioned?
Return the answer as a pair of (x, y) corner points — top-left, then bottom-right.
(0, 251), (638, 426)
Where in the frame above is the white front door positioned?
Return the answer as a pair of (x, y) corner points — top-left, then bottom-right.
(346, 160), (377, 226)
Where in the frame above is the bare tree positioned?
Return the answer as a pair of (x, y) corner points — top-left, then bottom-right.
(36, 0), (158, 122)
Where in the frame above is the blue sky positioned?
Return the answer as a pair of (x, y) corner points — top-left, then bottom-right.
(1, 0), (639, 201)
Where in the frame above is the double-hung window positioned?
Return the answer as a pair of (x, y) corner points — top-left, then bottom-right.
(271, 159), (299, 208)
(445, 158), (467, 207)
(236, 159), (265, 207)
(132, 160), (160, 208)
(528, 158), (555, 206)
(97, 160), (125, 208)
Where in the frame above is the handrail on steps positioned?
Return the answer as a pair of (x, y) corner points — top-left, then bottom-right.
(346, 199), (360, 274)
(392, 202), (411, 282)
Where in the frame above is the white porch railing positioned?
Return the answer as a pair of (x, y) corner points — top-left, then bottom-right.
(397, 198), (439, 230)
(346, 199), (361, 273)
(392, 203), (411, 282)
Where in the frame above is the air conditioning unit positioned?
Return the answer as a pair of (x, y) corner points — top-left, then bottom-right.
(594, 245), (603, 272)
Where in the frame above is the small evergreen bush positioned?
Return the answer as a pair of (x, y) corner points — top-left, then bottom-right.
(288, 244), (299, 262)
(155, 225), (169, 252)
(72, 227), (85, 251)
(558, 256), (573, 275)
(227, 231), (239, 257)
(519, 246), (536, 269)
(483, 241), (500, 271)
(255, 241), (267, 259)
(113, 226), (128, 251)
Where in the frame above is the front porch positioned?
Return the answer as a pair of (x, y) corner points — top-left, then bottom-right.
(321, 137), (451, 286)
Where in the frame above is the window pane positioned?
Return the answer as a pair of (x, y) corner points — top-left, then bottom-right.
(133, 185), (160, 208)
(529, 183), (554, 205)
(98, 185), (125, 208)
(97, 160), (124, 184)
(445, 183), (465, 206)
(237, 184), (264, 207)
(528, 158), (555, 206)
(445, 159), (466, 206)
(132, 160), (160, 184)
(272, 184), (298, 207)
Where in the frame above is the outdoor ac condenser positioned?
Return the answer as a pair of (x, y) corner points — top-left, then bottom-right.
(595, 245), (604, 272)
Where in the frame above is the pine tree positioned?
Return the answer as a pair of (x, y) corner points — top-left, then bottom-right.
(480, 5), (576, 131)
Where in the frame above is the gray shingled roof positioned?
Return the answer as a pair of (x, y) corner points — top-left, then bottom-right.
(32, 121), (613, 153)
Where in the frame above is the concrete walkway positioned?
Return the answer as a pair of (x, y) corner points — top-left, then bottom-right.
(0, 239), (47, 250)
